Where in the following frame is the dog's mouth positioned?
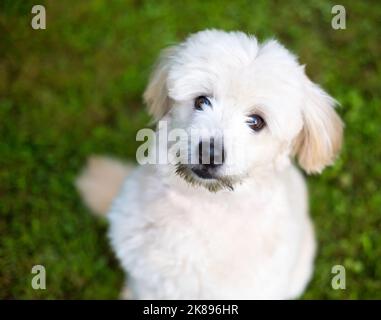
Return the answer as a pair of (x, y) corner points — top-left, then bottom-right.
(191, 166), (215, 180)
(175, 163), (237, 192)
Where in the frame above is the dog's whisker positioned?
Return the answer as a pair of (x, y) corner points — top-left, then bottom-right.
(175, 163), (239, 192)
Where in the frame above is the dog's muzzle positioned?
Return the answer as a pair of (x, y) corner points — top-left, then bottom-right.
(190, 138), (224, 179)
(175, 138), (236, 192)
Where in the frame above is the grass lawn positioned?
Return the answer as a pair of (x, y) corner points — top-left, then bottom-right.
(1, 0), (380, 299)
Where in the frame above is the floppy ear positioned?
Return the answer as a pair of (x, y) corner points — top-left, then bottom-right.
(143, 47), (177, 121)
(293, 71), (344, 174)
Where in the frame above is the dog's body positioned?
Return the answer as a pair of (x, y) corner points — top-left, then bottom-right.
(108, 163), (315, 299)
(77, 30), (343, 299)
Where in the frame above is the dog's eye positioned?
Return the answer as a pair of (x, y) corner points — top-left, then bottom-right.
(247, 114), (266, 132)
(194, 96), (211, 110)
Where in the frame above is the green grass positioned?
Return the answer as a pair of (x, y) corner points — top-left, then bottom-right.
(1, 0), (380, 299)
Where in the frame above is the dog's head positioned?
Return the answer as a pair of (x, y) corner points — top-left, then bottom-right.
(144, 30), (343, 191)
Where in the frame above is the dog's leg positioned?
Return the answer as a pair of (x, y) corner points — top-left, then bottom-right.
(120, 282), (134, 300)
(287, 220), (316, 299)
(75, 156), (134, 216)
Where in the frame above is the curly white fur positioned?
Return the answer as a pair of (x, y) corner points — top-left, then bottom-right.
(80, 29), (343, 299)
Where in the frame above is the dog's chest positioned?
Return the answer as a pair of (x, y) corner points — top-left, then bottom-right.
(134, 185), (301, 298)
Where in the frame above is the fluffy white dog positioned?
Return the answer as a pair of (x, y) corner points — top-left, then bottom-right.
(77, 30), (343, 299)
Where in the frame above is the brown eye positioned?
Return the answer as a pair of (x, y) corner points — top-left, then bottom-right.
(194, 96), (211, 110)
(247, 114), (266, 132)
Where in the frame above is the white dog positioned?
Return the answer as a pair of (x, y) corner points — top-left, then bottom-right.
(77, 30), (343, 299)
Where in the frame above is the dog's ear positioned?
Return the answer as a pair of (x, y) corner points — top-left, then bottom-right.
(143, 47), (177, 121)
(293, 70), (343, 174)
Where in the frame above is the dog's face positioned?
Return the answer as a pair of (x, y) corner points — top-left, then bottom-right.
(144, 30), (343, 191)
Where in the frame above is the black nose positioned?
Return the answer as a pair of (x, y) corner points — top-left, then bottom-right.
(198, 139), (224, 167)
